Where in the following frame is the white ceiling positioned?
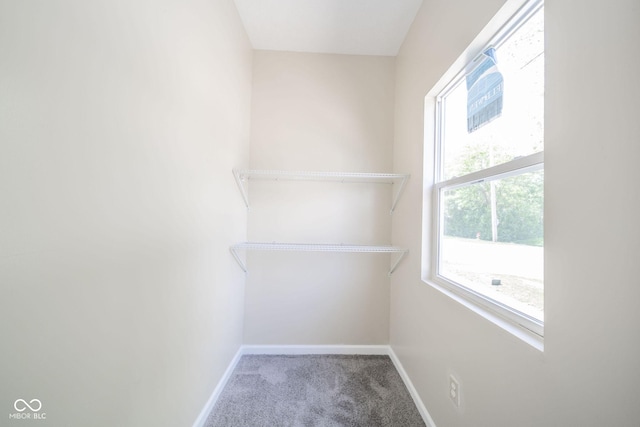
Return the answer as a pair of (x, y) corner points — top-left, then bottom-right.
(233, 0), (423, 56)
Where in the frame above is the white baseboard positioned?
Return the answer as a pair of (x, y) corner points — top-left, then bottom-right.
(192, 347), (243, 427)
(242, 344), (390, 355)
(388, 347), (437, 427)
(193, 344), (436, 427)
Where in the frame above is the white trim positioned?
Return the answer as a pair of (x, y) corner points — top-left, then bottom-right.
(423, 0), (546, 348)
(435, 152), (544, 191)
(192, 348), (243, 427)
(425, 278), (544, 351)
(241, 344), (390, 355)
(193, 345), (437, 427)
(388, 347), (438, 427)
(430, 274), (544, 338)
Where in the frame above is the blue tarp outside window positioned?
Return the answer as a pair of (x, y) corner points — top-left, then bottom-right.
(466, 48), (504, 133)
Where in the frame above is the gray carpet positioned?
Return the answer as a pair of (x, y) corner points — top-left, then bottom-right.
(204, 354), (426, 427)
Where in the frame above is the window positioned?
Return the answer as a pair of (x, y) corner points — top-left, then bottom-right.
(428, 0), (544, 338)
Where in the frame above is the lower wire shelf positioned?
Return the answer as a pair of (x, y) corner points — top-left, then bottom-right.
(230, 242), (408, 276)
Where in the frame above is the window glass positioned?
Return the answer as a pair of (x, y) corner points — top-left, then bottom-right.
(433, 2), (544, 330)
(439, 170), (544, 320)
(441, 6), (544, 181)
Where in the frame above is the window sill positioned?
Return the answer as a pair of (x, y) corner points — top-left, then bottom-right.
(423, 277), (544, 352)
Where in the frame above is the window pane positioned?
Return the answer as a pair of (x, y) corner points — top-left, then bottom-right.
(440, 6), (544, 181)
(439, 170), (544, 320)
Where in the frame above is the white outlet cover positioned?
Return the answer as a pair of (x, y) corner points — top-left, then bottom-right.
(449, 375), (460, 407)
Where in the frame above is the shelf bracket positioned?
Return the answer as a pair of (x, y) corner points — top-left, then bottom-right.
(233, 169), (250, 208)
(389, 249), (408, 276)
(390, 176), (408, 214)
(229, 245), (247, 273)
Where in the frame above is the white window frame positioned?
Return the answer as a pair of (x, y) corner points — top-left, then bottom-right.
(423, 0), (544, 347)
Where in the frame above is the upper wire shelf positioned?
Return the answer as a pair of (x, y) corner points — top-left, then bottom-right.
(233, 169), (410, 213)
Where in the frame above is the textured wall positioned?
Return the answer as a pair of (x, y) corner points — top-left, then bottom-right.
(244, 51), (396, 345)
(391, 0), (640, 426)
(0, 1), (252, 425)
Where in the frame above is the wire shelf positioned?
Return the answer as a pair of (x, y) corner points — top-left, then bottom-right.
(233, 169), (409, 213)
(230, 242), (408, 276)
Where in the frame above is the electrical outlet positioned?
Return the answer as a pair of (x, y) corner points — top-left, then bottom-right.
(449, 375), (460, 407)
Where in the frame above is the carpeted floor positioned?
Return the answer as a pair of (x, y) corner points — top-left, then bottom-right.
(204, 354), (426, 427)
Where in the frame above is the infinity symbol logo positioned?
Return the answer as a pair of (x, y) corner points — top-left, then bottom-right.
(14, 399), (42, 412)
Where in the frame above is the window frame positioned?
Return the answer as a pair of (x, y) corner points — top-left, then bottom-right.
(424, 0), (545, 342)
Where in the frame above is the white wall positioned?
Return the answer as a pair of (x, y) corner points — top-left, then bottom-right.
(243, 51), (396, 344)
(391, 0), (640, 426)
(0, 1), (252, 426)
